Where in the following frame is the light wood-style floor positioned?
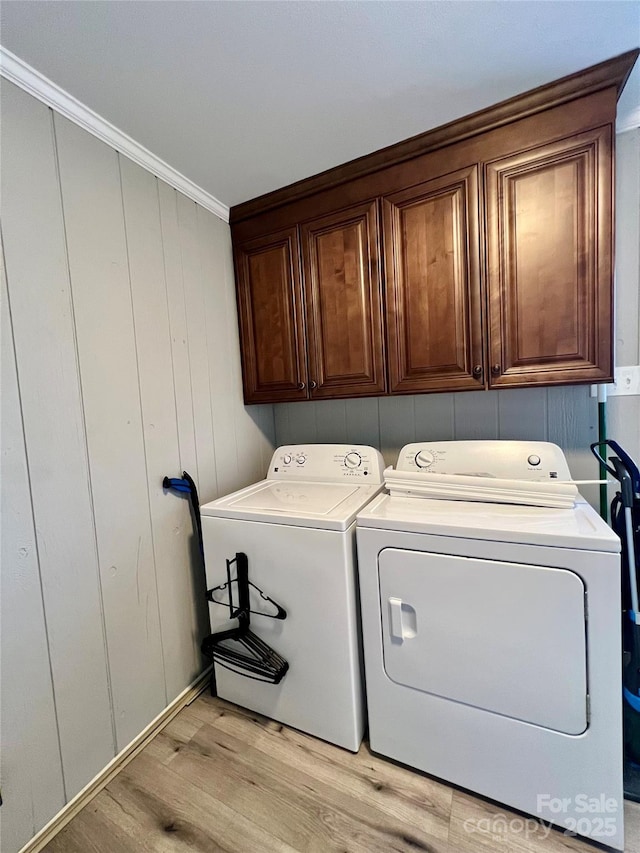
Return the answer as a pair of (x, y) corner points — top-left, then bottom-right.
(45, 694), (640, 853)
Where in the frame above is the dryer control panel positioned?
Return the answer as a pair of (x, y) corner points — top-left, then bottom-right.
(270, 444), (385, 483)
(396, 440), (572, 481)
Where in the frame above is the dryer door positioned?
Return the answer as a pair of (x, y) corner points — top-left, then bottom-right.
(378, 549), (588, 734)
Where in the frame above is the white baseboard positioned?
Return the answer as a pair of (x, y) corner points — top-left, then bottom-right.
(18, 667), (212, 853)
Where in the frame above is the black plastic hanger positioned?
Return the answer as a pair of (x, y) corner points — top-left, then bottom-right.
(201, 553), (288, 685)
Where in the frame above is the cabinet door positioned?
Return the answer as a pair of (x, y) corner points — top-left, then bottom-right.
(234, 228), (308, 403)
(383, 167), (484, 393)
(301, 202), (385, 398)
(485, 126), (613, 388)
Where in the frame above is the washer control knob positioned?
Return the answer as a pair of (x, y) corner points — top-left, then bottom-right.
(528, 454), (541, 466)
(344, 451), (362, 469)
(297, 455), (306, 465)
(283, 454), (292, 465)
(415, 450), (435, 468)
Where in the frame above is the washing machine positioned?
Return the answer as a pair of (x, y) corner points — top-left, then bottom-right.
(356, 440), (624, 849)
(200, 443), (385, 751)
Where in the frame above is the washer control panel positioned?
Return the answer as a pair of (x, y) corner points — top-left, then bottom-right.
(397, 440), (572, 481)
(270, 444), (385, 483)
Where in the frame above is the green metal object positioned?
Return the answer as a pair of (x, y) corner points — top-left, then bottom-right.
(598, 395), (608, 523)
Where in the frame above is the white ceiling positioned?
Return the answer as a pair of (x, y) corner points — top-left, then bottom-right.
(1, 1), (639, 208)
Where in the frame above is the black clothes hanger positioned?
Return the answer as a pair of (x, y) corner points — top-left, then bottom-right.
(201, 553), (289, 685)
(206, 556), (287, 620)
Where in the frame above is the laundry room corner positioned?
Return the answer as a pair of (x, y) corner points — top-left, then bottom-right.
(1, 4), (639, 852)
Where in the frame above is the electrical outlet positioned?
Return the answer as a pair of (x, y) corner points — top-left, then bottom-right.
(607, 365), (640, 397)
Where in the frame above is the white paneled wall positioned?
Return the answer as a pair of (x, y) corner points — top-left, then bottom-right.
(2, 82), (116, 813)
(274, 387), (601, 507)
(1, 257), (67, 845)
(0, 80), (275, 853)
(609, 128), (640, 467)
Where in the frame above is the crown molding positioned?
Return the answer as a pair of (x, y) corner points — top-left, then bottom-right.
(231, 47), (639, 223)
(0, 46), (229, 223)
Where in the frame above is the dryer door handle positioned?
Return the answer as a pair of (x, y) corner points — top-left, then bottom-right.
(389, 597), (417, 641)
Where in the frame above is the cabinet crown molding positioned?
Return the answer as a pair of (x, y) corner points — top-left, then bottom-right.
(230, 48), (639, 224)
(0, 46), (230, 222)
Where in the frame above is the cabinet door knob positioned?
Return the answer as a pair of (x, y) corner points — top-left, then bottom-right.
(309, 380), (317, 390)
(472, 365), (483, 378)
(491, 364), (502, 375)
(297, 382), (306, 391)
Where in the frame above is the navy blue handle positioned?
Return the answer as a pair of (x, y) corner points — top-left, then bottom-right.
(590, 440), (640, 496)
(604, 440), (640, 490)
(163, 476), (191, 493)
(162, 472), (204, 559)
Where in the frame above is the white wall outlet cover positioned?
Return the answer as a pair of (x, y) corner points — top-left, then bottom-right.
(606, 365), (640, 397)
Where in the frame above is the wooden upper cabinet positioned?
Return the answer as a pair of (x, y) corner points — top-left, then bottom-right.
(485, 126), (613, 388)
(300, 202), (385, 398)
(234, 228), (308, 403)
(230, 53), (636, 404)
(383, 166), (484, 393)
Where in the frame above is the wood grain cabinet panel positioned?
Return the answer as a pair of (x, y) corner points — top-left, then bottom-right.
(383, 167), (484, 393)
(485, 126), (613, 388)
(234, 228), (308, 403)
(231, 53), (637, 403)
(301, 202), (385, 398)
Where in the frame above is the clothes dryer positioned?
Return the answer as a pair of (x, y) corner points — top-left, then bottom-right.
(356, 441), (623, 848)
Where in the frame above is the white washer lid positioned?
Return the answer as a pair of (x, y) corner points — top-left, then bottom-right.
(201, 479), (383, 531)
(230, 482), (358, 514)
(357, 493), (620, 552)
